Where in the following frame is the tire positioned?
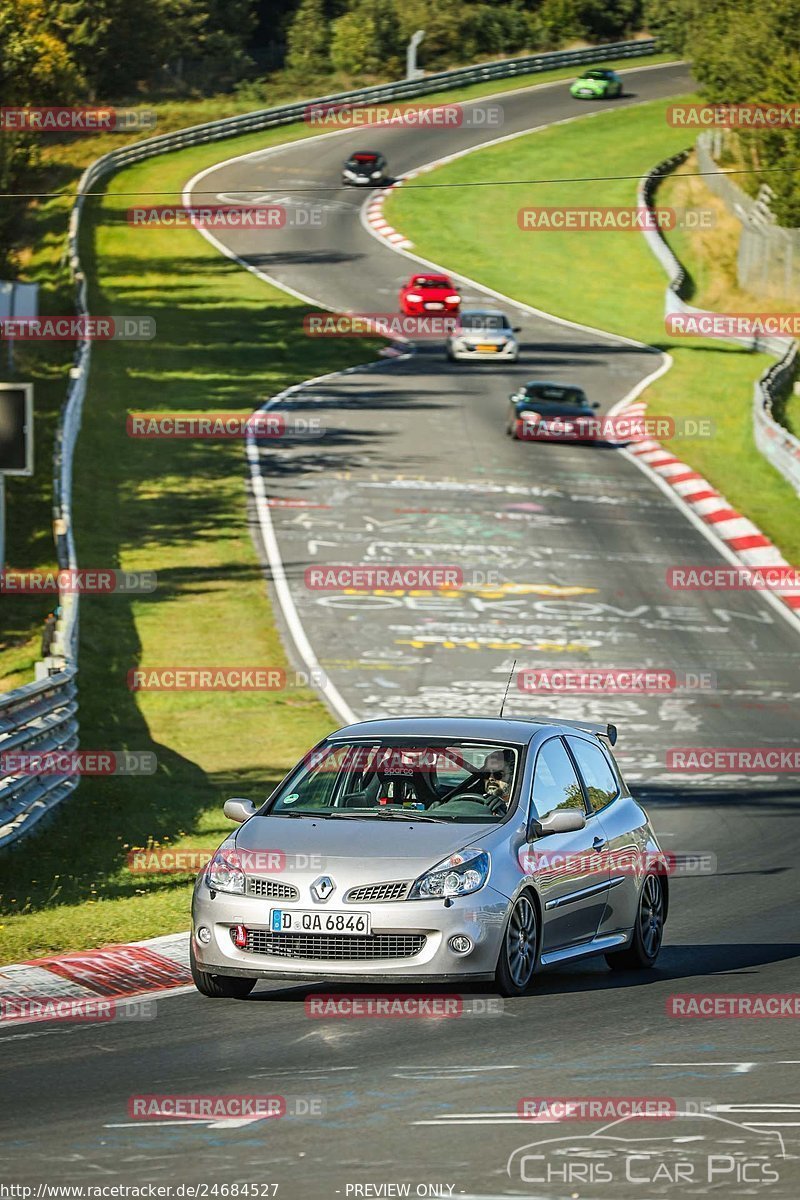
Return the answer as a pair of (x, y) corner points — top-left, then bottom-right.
(605, 874), (665, 971)
(190, 941), (256, 999)
(495, 891), (539, 996)
(507, 419), (518, 439)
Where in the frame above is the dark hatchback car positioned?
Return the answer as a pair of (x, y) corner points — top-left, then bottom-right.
(507, 381), (601, 442)
(342, 151), (389, 186)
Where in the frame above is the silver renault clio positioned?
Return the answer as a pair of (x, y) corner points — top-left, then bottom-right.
(191, 716), (668, 998)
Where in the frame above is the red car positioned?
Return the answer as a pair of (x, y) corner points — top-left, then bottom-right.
(398, 273), (460, 316)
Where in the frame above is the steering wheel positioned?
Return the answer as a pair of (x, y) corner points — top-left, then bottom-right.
(435, 791), (506, 815)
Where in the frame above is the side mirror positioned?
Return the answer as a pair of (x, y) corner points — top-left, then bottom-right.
(224, 798), (256, 824)
(512, 326), (522, 333)
(592, 401), (601, 409)
(530, 808), (586, 837)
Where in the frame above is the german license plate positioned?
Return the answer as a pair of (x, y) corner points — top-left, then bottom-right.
(476, 344), (498, 352)
(270, 909), (371, 935)
(425, 301), (444, 310)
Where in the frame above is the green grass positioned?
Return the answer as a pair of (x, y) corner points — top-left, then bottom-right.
(386, 95), (800, 565)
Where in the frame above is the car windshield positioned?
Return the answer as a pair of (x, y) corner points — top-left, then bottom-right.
(581, 70), (609, 80)
(266, 740), (521, 821)
(460, 312), (510, 331)
(414, 277), (450, 289)
(522, 384), (587, 405)
(350, 155), (378, 167)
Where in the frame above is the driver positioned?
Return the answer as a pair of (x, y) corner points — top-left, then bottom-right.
(476, 749), (514, 814)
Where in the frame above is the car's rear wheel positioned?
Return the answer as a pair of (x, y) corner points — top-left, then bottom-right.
(190, 941), (256, 999)
(605, 874), (665, 970)
(495, 892), (539, 996)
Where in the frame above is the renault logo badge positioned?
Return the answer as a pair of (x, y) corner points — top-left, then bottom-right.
(311, 875), (335, 902)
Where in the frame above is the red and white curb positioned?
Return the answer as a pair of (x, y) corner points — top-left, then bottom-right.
(619, 399), (800, 614)
(364, 181), (414, 249)
(0, 932), (192, 1024)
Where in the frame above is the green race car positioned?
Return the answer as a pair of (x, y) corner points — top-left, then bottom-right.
(570, 68), (623, 99)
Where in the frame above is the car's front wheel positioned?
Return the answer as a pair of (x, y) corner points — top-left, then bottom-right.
(495, 891), (539, 996)
(190, 941), (256, 999)
(605, 873), (665, 970)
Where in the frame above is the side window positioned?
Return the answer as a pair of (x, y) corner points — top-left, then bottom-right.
(532, 738), (585, 817)
(566, 738), (619, 813)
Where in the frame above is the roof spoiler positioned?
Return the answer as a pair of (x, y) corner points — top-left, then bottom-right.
(556, 718), (618, 746)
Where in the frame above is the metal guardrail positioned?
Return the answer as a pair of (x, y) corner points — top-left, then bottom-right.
(639, 152), (799, 494)
(0, 37), (660, 846)
(755, 342), (800, 494)
(0, 668), (79, 848)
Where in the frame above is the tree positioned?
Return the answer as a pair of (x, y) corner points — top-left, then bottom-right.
(0, 0), (82, 268)
(285, 0), (331, 75)
(329, 0), (401, 76)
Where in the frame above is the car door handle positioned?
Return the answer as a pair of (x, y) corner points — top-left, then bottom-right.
(592, 836), (605, 850)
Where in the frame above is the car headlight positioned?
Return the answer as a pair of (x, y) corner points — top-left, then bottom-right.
(371, 170), (382, 179)
(521, 410), (541, 423)
(409, 849), (490, 900)
(205, 843), (245, 894)
(406, 292), (422, 302)
(445, 294), (460, 304)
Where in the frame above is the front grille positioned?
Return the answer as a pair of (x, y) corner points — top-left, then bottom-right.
(245, 931), (426, 961)
(247, 878), (299, 900)
(346, 880), (411, 903)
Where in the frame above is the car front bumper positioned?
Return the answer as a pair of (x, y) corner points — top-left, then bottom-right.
(449, 341), (518, 361)
(192, 877), (510, 981)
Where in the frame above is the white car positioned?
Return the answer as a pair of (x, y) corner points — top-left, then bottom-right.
(446, 308), (520, 362)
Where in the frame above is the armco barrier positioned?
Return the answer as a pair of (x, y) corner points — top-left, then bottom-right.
(0, 38), (660, 846)
(638, 152), (799, 494)
(0, 668), (79, 848)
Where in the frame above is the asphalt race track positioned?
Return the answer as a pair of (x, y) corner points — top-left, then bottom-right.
(3, 60), (800, 1198)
